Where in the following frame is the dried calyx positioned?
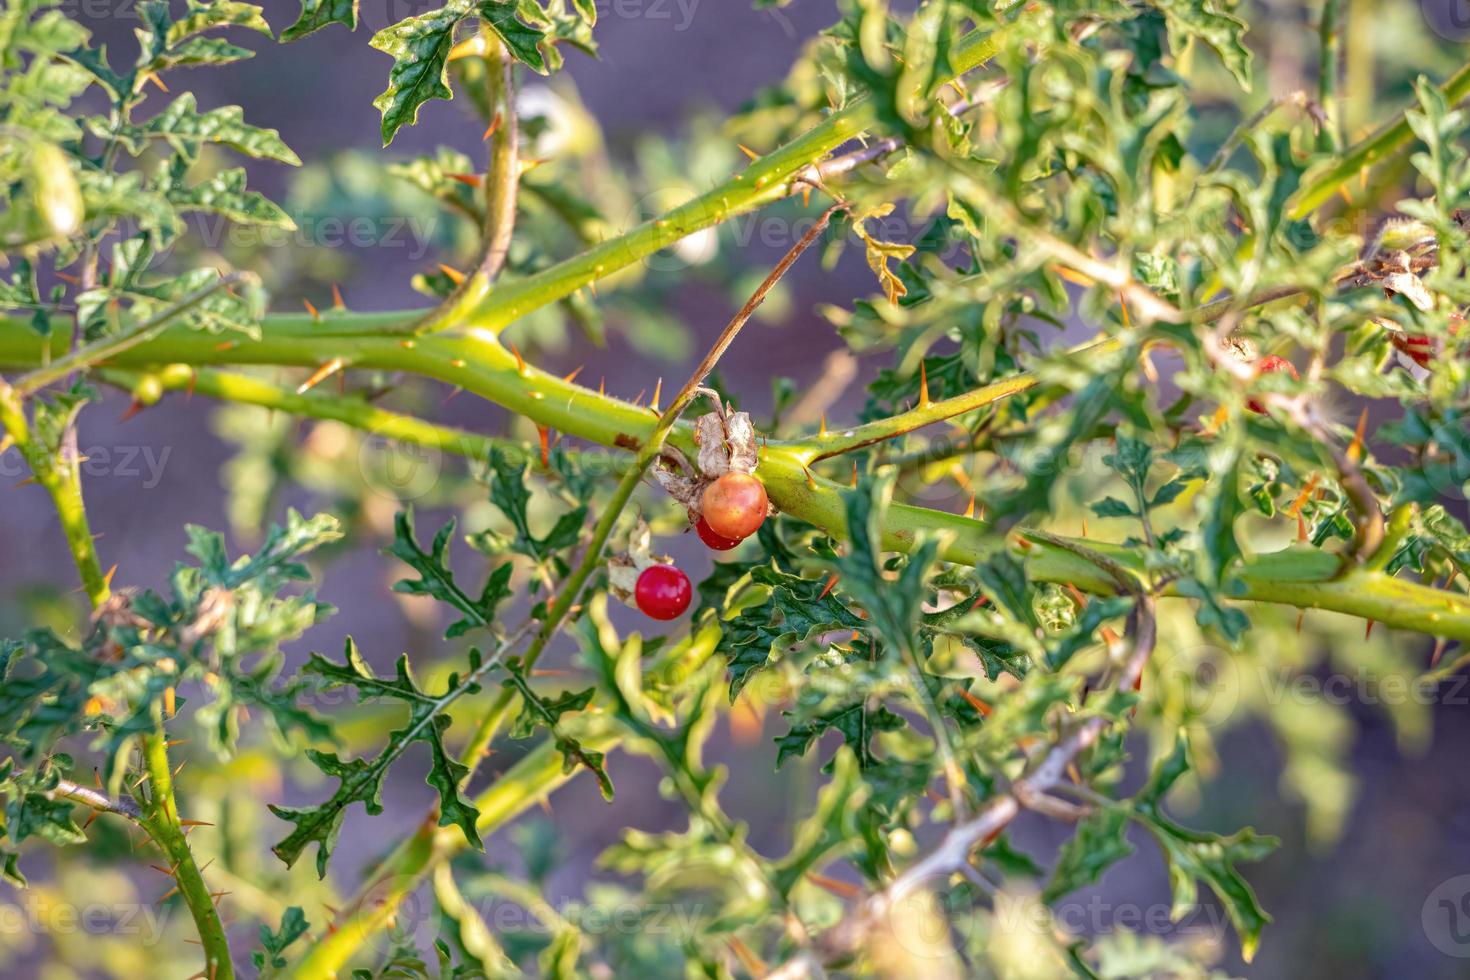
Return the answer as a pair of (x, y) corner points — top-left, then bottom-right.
(1352, 209), (1470, 372)
(606, 518), (673, 609)
(652, 391), (770, 526)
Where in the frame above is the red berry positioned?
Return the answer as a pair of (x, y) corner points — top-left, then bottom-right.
(634, 564), (691, 620)
(1246, 355), (1298, 414)
(701, 473), (768, 540)
(696, 515), (742, 551)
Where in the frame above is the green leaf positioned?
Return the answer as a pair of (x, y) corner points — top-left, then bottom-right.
(102, 93), (299, 164)
(836, 474), (939, 641)
(481, 446), (587, 565)
(269, 638), (483, 876)
(478, 0), (550, 73)
(775, 699), (905, 770)
(369, 0), (473, 146)
(253, 906), (310, 970)
(1174, 577), (1249, 642)
(1199, 444), (1245, 585)
(166, 0), (272, 46)
(715, 564), (866, 697)
(1144, 0), (1253, 89)
(976, 550), (1038, 629)
(166, 167), (295, 228)
(389, 509), (512, 639)
(1043, 806), (1135, 902)
(500, 658), (613, 799)
(282, 0), (357, 40)
(1133, 735), (1279, 961)
(135, 0), (256, 73)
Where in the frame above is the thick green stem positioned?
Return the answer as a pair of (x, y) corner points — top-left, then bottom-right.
(101, 365), (517, 462)
(0, 383), (108, 605)
(14, 274), (242, 396)
(140, 719), (235, 980)
(1292, 52), (1470, 216)
(1317, 0), (1344, 152)
(430, 21), (1019, 337)
(4, 317), (1469, 638)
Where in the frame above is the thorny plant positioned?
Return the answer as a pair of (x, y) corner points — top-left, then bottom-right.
(2, 0), (1470, 977)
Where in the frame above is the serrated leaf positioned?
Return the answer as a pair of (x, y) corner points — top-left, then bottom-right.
(715, 564), (865, 697)
(479, 1), (553, 71)
(1174, 576), (1249, 642)
(976, 550), (1039, 629)
(852, 204), (916, 304)
(166, 167), (295, 228)
(1133, 734), (1278, 961)
(102, 93), (299, 164)
(270, 639), (482, 876)
(282, 0), (357, 40)
(1090, 496), (1137, 519)
(166, 0), (272, 46)
(481, 446), (587, 564)
(369, 0), (473, 146)
(253, 906), (309, 970)
(1200, 445), (1245, 585)
(1043, 806), (1135, 902)
(389, 508), (510, 638)
(775, 700), (904, 770)
(500, 659), (612, 799)
(1145, 0), (1253, 89)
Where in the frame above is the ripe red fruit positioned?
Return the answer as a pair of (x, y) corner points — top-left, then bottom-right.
(701, 473), (768, 540)
(634, 564), (691, 620)
(696, 515), (742, 551)
(1246, 355), (1298, 414)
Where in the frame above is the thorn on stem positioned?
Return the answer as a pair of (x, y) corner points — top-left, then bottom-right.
(296, 358), (345, 395)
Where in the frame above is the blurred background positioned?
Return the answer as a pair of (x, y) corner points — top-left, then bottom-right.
(4, 0), (1470, 977)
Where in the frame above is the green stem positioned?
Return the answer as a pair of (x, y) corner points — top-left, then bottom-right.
(14, 274), (243, 396)
(1291, 53), (1470, 216)
(475, 29), (518, 284)
(417, 29), (521, 334)
(0, 383), (108, 605)
(100, 366), (519, 462)
(796, 359), (1062, 462)
(140, 718), (235, 980)
(429, 20), (1021, 338)
(5, 317), (1470, 638)
(1318, 0), (1344, 152)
